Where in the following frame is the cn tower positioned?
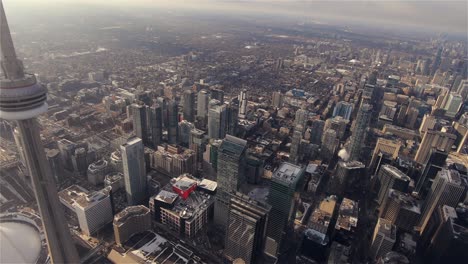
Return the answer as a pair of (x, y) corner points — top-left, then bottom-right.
(0, 2), (79, 263)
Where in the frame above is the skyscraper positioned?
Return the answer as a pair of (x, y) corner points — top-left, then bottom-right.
(121, 137), (147, 205)
(196, 89), (209, 129)
(238, 89), (247, 118)
(419, 205), (468, 263)
(197, 89), (209, 119)
(294, 108), (308, 128)
(167, 100), (179, 144)
(324, 116), (348, 140)
(208, 101), (227, 139)
(183, 89), (195, 122)
(178, 120), (195, 146)
(224, 193), (270, 264)
(272, 91), (283, 108)
(333, 160), (365, 199)
(333, 101), (353, 120)
(265, 162), (305, 257)
(414, 130), (456, 164)
(369, 218), (396, 260)
(0, 3), (79, 262)
(443, 92), (463, 118)
(226, 100), (239, 136)
(46, 149), (64, 184)
(375, 165), (410, 205)
(369, 138), (401, 173)
(321, 128), (338, 161)
(347, 103), (372, 161)
(131, 103), (148, 145)
(418, 169), (465, 234)
(309, 119), (325, 145)
(415, 148), (448, 197)
(290, 125), (303, 164)
(214, 135), (247, 228)
(379, 189), (421, 232)
(148, 104), (163, 148)
(189, 128), (206, 174)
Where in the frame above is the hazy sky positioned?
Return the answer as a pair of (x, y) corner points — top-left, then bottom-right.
(4, 0), (468, 35)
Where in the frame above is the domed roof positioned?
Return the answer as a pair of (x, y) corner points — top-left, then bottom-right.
(0, 221), (42, 263)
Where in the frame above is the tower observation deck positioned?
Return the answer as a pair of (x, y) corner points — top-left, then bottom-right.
(0, 1), (79, 263)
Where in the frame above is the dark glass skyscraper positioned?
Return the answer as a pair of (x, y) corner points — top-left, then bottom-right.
(224, 193), (270, 264)
(214, 135), (247, 228)
(265, 162), (305, 258)
(121, 137), (147, 205)
(347, 103), (372, 161)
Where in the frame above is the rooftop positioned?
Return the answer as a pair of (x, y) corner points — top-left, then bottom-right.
(58, 185), (89, 208)
(381, 165), (410, 181)
(154, 190), (178, 204)
(388, 189), (421, 213)
(272, 162), (304, 185)
(377, 218), (396, 239)
(219, 135), (247, 157)
(198, 179), (217, 192)
(335, 198), (359, 231)
(114, 205), (150, 226)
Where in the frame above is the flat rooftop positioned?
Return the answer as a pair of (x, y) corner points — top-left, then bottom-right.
(335, 198), (359, 231)
(114, 205), (150, 226)
(219, 135), (247, 157)
(272, 162), (304, 185)
(154, 190), (178, 205)
(198, 179), (217, 192)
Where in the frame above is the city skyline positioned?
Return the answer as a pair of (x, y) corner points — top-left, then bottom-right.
(0, 0), (467, 263)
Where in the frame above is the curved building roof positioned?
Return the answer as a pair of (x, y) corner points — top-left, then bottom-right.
(0, 221), (42, 263)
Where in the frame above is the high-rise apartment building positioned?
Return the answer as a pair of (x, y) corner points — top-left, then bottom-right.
(419, 114), (437, 136)
(294, 109), (309, 128)
(178, 120), (195, 146)
(347, 103), (372, 161)
(414, 130), (456, 164)
(321, 129), (339, 161)
(121, 137), (147, 205)
(224, 193), (270, 264)
(265, 162), (305, 257)
(333, 101), (353, 120)
(197, 90), (209, 119)
(0, 4), (79, 262)
(238, 89), (247, 118)
(324, 116), (348, 140)
(272, 91), (283, 108)
(443, 92), (463, 118)
(309, 119), (325, 145)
